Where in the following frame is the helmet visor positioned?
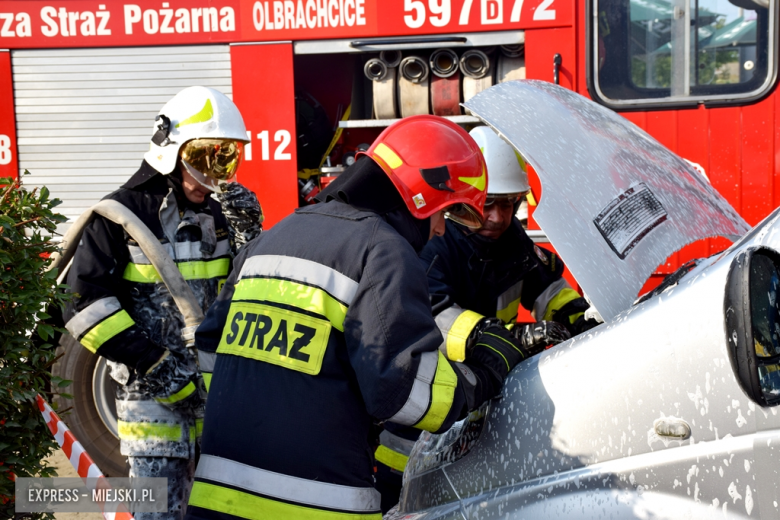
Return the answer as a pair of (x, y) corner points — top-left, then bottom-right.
(445, 203), (484, 230)
(484, 194), (522, 209)
(180, 139), (244, 181)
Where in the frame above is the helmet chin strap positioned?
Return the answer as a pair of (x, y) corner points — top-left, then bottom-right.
(181, 160), (226, 193)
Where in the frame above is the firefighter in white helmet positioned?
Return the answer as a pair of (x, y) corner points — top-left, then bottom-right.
(63, 86), (262, 520)
(375, 126), (600, 512)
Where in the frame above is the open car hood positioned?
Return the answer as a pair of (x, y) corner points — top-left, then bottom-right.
(463, 80), (749, 321)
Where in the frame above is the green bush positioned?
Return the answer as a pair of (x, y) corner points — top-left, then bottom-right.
(0, 174), (71, 518)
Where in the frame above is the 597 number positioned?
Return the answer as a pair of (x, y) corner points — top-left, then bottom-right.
(403, 0), (556, 29)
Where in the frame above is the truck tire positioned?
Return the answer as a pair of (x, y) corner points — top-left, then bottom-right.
(52, 334), (129, 477)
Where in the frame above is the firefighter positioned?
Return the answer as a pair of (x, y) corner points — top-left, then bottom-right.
(63, 86), (261, 520)
(184, 116), (544, 520)
(374, 126), (599, 511)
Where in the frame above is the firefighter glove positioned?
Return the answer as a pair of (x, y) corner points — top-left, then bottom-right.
(215, 182), (263, 255)
(143, 349), (203, 411)
(512, 320), (571, 356)
(571, 315), (601, 335)
(551, 297), (598, 336)
(470, 324), (528, 380)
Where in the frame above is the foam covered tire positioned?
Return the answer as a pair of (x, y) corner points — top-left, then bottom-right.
(52, 334), (129, 477)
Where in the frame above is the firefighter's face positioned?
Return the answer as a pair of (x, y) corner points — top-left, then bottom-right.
(477, 198), (515, 239)
(180, 162), (214, 204)
(429, 210), (446, 240)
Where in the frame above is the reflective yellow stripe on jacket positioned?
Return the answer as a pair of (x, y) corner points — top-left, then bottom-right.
(117, 421), (183, 442)
(65, 296), (136, 353)
(374, 445), (409, 472)
(79, 311), (134, 353)
(496, 280), (524, 323)
(189, 455), (381, 519)
(536, 278), (582, 323)
(155, 381), (196, 405)
(375, 430), (416, 473)
(414, 351), (458, 431)
(216, 255), (359, 376)
(387, 351), (458, 432)
(233, 254), (358, 332)
(123, 258), (230, 283)
(198, 350), (217, 391)
(233, 277), (348, 332)
(435, 306), (484, 362)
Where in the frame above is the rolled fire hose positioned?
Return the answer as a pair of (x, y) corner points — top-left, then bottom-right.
(497, 54), (526, 83)
(500, 44), (524, 58)
(48, 199), (205, 342)
(398, 55), (430, 117)
(379, 50), (402, 68)
(460, 49), (493, 113)
(429, 49), (461, 116)
(365, 57), (398, 119)
(430, 48), (459, 78)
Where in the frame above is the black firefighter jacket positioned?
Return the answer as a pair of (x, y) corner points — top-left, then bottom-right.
(373, 218), (582, 482)
(420, 218), (582, 362)
(63, 161), (232, 457)
(187, 200), (497, 520)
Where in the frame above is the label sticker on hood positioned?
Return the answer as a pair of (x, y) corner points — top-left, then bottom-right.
(594, 183), (667, 260)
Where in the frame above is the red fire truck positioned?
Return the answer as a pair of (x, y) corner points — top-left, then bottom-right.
(0, 0), (775, 475)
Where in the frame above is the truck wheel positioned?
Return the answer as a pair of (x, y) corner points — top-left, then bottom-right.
(52, 334), (129, 477)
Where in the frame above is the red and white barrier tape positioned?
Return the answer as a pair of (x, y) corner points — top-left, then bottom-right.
(36, 394), (135, 520)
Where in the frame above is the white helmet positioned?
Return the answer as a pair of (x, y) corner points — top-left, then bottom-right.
(144, 86), (249, 175)
(469, 126), (530, 196)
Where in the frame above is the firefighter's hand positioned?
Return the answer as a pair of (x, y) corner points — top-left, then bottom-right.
(571, 315), (600, 335)
(512, 321), (571, 356)
(469, 324), (527, 380)
(143, 350), (203, 411)
(215, 182), (263, 254)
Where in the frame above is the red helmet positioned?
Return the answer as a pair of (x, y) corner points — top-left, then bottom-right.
(360, 115), (487, 229)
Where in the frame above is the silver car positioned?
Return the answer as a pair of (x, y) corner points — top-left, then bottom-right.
(388, 81), (780, 520)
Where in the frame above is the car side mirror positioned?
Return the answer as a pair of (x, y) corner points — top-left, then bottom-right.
(725, 247), (780, 406)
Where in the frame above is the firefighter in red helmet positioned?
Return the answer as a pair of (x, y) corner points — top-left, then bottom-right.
(184, 116), (542, 520)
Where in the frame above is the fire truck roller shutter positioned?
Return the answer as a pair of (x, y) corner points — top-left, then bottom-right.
(11, 43), (232, 478)
(398, 54), (430, 117)
(430, 49), (461, 117)
(11, 44), (233, 236)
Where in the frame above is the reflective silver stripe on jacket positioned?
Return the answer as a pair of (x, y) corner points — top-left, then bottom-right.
(116, 399), (176, 421)
(532, 278), (572, 320)
(65, 296), (122, 339)
(127, 240), (231, 264)
(198, 351), (217, 372)
(239, 254), (359, 305)
(195, 454), (381, 513)
(434, 306), (463, 356)
(379, 430), (417, 457)
(497, 280), (523, 312)
(434, 305), (463, 336)
(387, 351), (438, 426)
